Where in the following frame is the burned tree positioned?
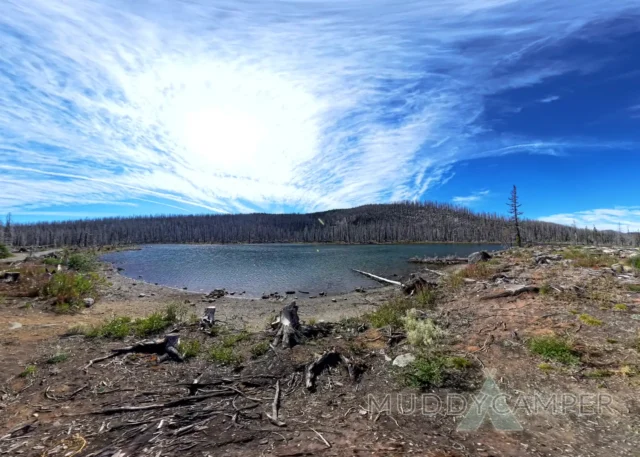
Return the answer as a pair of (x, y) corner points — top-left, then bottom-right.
(507, 185), (523, 248)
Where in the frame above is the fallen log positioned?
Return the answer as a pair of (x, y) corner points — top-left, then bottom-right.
(352, 269), (403, 287)
(480, 285), (540, 301)
(84, 334), (184, 369)
(408, 256), (467, 265)
(272, 302), (301, 348)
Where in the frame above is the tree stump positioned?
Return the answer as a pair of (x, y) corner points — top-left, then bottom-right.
(272, 302), (301, 348)
(200, 306), (216, 330)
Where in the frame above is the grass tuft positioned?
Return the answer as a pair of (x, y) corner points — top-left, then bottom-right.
(250, 341), (270, 359)
(613, 304), (628, 312)
(527, 335), (580, 365)
(177, 339), (201, 360)
(19, 365), (37, 378)
(585, 369), (613, 379)
(627, 284), (640, 293)
(365, 298), (414, 329)
(208, 345), (243, 366)
(46, 352), (69, 364)
(403, 355), (472, 389)
(630, 256), (640, 270)
(578, 314), (603, 326)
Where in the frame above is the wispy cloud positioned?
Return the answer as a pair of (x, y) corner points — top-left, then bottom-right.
(1, 0), (638, 215)
(452, 190), (490, 205)
(539, 95), (560, 103)
(539, 207), (640, 231)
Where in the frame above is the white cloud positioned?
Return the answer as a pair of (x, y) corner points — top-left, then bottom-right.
(452, 190), (490, 205)
(539, 207), (640, 231)
(0, 0), (638, 215)
(539, 95), (560, 103)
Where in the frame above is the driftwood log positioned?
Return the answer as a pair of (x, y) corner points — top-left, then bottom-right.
(480, 285), (540, 301)
(408, 256), (467, 265)
(272, 302), (301, 348)
(352, 269), (403, 287)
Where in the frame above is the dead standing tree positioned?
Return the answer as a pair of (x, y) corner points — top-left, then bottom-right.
(508, 185), (523, 248)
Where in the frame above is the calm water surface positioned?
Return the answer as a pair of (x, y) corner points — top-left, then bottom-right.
(101, 244), (499, 297)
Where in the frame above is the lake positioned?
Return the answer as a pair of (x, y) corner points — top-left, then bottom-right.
(101, 243), (500, 297)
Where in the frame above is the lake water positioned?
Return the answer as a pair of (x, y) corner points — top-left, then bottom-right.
(101, 243), (500, 297)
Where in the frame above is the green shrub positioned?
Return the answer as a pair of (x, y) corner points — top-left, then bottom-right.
(630, 256), (640, 270)
(19, 365), (37, 378)
(221, 331), (250, 347)
(0, 243), (10, 259)
(67, 252), (98, 272)
(134, 311), (170, 337)
(46, 352), (69, 364)
(250, 341), (270, 359)
(163, 302), (187, 324)
(527, 336), (580, 365)
(208, 344), (243, 366)
(402, 309), (445, 349)
(43, 257), (62, 266)
(85, 316), (132, 339)
(579, 314), (603, 326)
(416, 288), (439, 307)
(563, 249), (617, 268)
(627, 284), (640, 293)
(42, 271), (101, 310)
(177, 339), (201, 360)
(539, 284), (552, 295)
(403, 355), (472, 388)
(365, 298), (413, 329)
(613, 304), (628, 312)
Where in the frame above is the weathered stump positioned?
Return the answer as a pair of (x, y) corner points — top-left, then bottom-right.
(272, 302), (301, 348)
(200, 306), (216, 330)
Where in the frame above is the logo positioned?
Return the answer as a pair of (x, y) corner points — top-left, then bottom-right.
(457, 369), (522, 432)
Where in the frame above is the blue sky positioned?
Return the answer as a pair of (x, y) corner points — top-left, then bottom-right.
(1, 1), (640, 230)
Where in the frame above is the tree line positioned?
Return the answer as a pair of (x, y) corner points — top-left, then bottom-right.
(3, 201), (638, 248)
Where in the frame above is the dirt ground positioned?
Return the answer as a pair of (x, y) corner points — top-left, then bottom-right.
(1, 246), (640, 456)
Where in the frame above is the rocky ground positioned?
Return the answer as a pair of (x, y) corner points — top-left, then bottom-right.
(0, 245), (639, 456)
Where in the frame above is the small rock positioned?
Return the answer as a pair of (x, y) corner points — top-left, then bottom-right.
(331, 298), (337, 303)
(392, 353), (416, 368)
(138, 293), (146, 298)
(9, 322), (22, 330)
(183, 287), (188, 290)
(355, 287), (365, 293)
(319, 292), (326, 296)
(83, 298), (95, 307)
(285, 291), (295, 294)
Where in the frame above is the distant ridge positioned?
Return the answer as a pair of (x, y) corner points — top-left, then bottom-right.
(7, 202), (636, 247)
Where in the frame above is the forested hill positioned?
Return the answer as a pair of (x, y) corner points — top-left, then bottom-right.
(5, 202), (625, 247)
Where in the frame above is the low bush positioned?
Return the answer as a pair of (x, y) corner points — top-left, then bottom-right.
(0, 243), (12, 259)
(42, 271), (101, 311)
(365, 298), (413, 329)
(67, 252), (98, 272)
(85, 316), (132, 339)
(585, 369), (612, 379)
(459, 263), (495, 280)
(208, 345), (243, 366)
(250, 341), (270, 359)
(177, 339), (201, 360)
(416, 288), (439, 307)
(46, 352), (69, 364)
(403, 355), (473, 389)
(134, 311), (169, 337)
(630, 256), (640, 270)
(527, 335), (580, 365)
(402, 309), (445, 349)
(19, 365), (37, 378)
(578, 314), (603, 326)
(562, 248), (617, 268)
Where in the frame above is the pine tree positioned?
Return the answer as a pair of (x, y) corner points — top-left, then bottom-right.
(507, 185), (523, 247)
